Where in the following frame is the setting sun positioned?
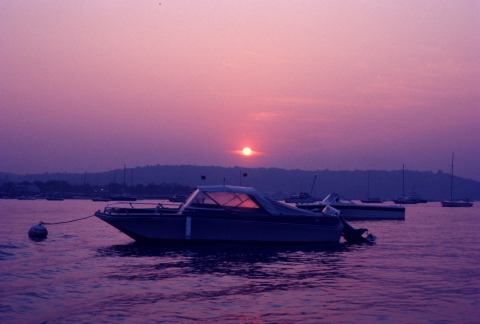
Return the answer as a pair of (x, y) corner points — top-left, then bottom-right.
(242, 147), (252, 156)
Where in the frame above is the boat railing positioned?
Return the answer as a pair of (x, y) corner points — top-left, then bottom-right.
(103, 201), (182, 215)
(105, 201), (181, 208)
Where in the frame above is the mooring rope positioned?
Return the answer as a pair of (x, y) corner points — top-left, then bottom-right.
(39, 214), (95, 226)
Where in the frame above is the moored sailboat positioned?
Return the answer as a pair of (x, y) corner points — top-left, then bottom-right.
(360, 171), (383, 203)
(441, 153), (473, 207)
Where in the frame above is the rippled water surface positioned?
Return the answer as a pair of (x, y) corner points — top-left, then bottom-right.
(1, 199), (479, 323)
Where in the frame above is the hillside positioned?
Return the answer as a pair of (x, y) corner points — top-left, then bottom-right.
(1, 165), (479, 201)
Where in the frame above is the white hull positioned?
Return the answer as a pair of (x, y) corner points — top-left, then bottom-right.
(330, 205), (405, 220)
(297, 193), (405, 220)
(298, 203), (405, 220)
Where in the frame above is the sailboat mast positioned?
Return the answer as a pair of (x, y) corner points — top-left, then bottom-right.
(309, 174), (318, 196)
(450, 153), (454, 202)
(123, 164), (126, 192)
(367, 171), (370, 199)
(402, 164), (405, 200)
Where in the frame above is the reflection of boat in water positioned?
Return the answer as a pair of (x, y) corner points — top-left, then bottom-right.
(297, 193), (405, 220)
(95, 185), (344, 243)
(284, 192), (315, 203)
(441, 153), (473, 207)
(168, 193), (189, 203)
(95, 241), (349, 283)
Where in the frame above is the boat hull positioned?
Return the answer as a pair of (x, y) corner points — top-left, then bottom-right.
(284, 198), (315, 203)
(95, 212), (343, 243)
(392, 199), (417, 204)
(360, 199), (383, 204)
(441, 201), (473, 207)
(297, 203), (405, 220)
(108, 196), (137, 201)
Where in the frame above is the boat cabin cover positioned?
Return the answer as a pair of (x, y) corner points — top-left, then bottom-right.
(181, 185), (320, 216)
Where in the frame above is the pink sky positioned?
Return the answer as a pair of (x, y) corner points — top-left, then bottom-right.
(1, 1), (479, 181)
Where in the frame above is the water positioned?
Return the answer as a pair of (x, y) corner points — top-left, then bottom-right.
(1, 199), (479, 323)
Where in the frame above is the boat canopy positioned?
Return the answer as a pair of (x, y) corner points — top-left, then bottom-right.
(183, 185), (319, 216)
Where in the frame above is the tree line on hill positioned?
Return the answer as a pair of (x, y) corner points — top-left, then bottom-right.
(0, 180), (194, 199)
(1, 165), (479, 201)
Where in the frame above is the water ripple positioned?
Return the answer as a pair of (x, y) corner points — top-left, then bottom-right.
(0, 200), (479, 323)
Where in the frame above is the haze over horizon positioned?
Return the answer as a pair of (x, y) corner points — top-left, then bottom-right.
(1, 1), (479, 181)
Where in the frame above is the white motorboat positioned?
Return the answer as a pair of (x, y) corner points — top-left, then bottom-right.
(297, 193), (405, 220)
(95, 185), (344, 243)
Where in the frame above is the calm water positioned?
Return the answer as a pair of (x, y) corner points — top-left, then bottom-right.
(1, 199), (479, 323)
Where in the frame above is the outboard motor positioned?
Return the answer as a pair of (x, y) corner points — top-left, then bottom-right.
(339, 215), (376, 243)
(322, 205), (376, 243)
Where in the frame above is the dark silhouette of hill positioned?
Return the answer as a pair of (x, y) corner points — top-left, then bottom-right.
(1, 165), (479, 201)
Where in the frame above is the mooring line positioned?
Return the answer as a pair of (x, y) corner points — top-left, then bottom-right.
(40, 214), (95, 226)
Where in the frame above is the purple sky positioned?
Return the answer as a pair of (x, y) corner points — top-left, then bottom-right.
(1, 1), (479, 181)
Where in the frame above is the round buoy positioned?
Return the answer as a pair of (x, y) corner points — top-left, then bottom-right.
(28, 224), (48, 239)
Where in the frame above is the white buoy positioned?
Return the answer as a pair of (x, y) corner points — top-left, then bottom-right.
(28, 224), (48, 238)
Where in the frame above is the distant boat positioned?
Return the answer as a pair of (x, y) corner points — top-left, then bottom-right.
(392, 164), (421, 204)
(361, 171), (383, 203)
(392, 192), (426, 204)
(441, 200), (473, 207)
(46, 197), (64, 201)
(360, 198), (384, 204)
(17, 195), (35, 200)
(92, 197), (111, 202)
(47, 192), (64, 201)
(284, 192), (315, 203)
(409, 191), (427, 203)
(168, 193), (189, 203)
(284, 174), (317, 203)
(107, 194), (136, 201)
(441, 153), (473, 207)
(392, 196), (418, 204)
(297, 193), (405, 220)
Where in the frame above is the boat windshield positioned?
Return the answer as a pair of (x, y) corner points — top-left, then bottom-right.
(186, 190), (263, 211)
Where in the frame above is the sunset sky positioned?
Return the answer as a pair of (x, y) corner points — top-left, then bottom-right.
(1, 1), (479, 181)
